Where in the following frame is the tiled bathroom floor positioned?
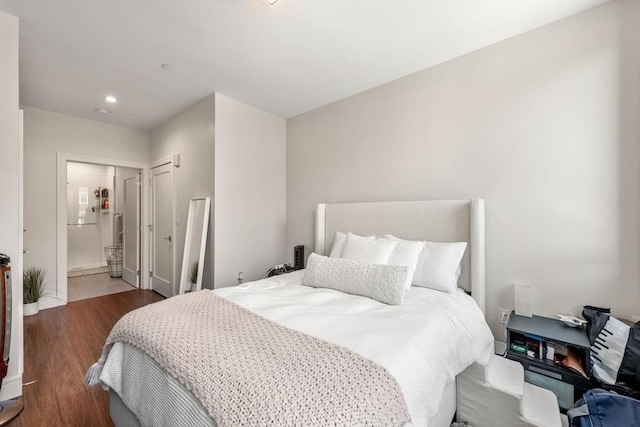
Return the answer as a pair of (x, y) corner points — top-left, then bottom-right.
(67, 272), (136, 302)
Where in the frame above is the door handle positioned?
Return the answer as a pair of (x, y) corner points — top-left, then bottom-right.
(163, 236), (172, 242)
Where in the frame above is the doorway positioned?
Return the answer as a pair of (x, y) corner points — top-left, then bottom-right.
(54, 153), (150, 309)
(66, 162), (142, 301)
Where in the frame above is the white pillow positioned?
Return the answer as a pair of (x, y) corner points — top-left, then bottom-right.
(341, 232), (397, 264)
(384, 235), (424, 290)
(412, 241), (467, 293)
(329, 231), (375, 258)
(302, 253), (408, 305)
(328, 231), (347, 257)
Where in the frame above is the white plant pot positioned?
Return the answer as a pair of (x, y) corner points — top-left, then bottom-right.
(24, 302), (39, 316)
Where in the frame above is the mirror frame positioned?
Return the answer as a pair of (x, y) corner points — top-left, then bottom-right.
(178, 197), (211, 294)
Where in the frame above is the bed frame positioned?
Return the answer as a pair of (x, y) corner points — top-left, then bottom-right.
(315, 199), (486, 427)
(316, 199), (486, 314)
(111, 199), (486, 427)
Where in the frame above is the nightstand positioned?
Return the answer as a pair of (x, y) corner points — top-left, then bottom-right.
(506, 313), (593, 412)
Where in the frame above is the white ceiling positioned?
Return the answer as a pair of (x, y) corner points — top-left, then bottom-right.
(0, 0), (607, 131)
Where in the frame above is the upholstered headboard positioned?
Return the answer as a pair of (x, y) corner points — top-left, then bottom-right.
(315, 199), (486, 314)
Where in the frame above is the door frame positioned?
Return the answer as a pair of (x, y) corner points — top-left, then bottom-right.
(55, 153), (150, 308)
(150, 154), (178, 296)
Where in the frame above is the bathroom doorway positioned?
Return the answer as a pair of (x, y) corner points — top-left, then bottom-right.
(66, 161), (141, 301)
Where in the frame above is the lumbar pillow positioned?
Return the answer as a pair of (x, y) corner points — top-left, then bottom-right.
(302, 253), (409, 305)
(384, 235), (424, 290)
(341, 232), (397, 264)
(412, 242), (467, 293)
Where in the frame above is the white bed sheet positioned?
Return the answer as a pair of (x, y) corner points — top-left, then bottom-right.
(102, 270), (493, 426)
(218, 270), (493, 425)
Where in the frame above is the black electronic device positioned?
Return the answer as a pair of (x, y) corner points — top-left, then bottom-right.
(293, 245), (304, 270)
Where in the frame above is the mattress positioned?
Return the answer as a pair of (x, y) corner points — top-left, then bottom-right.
(100, 270), (493, 426)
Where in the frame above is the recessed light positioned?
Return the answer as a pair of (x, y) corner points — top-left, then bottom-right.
(161, 64), (173, 71)
(104, 95), (118, 103)
(95, 108), (111, 115)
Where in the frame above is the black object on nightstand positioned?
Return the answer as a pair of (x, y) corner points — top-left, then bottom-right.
(293, 245), (305, 270)
(265, 264), (294, 277)
(506, 313), (593, 412)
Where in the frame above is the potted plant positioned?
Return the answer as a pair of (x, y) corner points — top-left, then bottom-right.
(189, 262), (199, 292)
(23, 266), (47, 316)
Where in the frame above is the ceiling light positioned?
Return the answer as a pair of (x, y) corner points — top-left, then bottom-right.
(95, 108), (110, 115)
(265, 0), (278, 4)
(161, 64), (173, 71)
(104, 95), (117, 103)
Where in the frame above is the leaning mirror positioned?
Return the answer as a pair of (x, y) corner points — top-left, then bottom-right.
(179, 197), (211, 294)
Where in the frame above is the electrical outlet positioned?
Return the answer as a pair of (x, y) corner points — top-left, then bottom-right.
(498, 308), (511, 326)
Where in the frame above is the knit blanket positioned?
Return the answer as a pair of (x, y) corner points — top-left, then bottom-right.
(86, 291), (410, 427)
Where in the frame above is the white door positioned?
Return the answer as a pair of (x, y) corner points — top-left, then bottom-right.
(122, 173), (140, 286)
(151, 163), (174, 297)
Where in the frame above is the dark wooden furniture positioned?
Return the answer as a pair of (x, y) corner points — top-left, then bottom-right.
(507, 313), (592, 411)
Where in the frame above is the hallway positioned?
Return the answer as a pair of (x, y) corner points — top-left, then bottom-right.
(67, 273), (136, 302)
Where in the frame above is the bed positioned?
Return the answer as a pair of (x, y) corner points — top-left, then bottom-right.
(91, 199), (494, 427)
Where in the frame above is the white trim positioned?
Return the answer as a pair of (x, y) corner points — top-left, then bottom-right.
(2, 109), (26, 400)
(150, 155), (174, 169)
(55, 153), (150, 308)
(0, 374), (23, 400)
(470, 198), (486, 315)
(315, 203), (327, 255)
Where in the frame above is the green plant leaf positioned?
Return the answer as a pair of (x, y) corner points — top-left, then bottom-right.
(23, 267), (48, 304)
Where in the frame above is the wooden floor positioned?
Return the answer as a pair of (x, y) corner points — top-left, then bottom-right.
(6, 289), (164, 427)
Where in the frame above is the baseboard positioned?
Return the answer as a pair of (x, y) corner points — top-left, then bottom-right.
(0, 374), (22, 400)
(67, 266), (108, 278)
(38, 294), (66, 310)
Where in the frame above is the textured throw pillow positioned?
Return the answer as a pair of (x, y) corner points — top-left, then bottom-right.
(412, 242), (467, 293)
(341, 232), (397, 264)
(302, 253), (409, 305)
(384, 235), (424, 290)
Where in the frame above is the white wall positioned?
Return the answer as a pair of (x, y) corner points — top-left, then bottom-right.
(286, 1), (640, 335)
(0, 11), (23, 400)
(66, 162), (114, 271)
(23, 107), (149, 303)
(214, 94), (287, 287)
(150, 95), (216, 292)
(149, 93), (287, 290)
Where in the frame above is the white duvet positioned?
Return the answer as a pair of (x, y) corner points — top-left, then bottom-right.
(101, 270), (493, 426)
